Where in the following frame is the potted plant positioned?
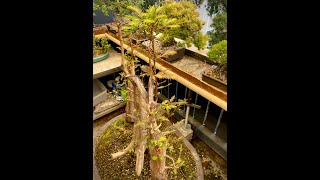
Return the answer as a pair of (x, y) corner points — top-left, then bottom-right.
(202, 40), (227, 92)
(156, 1), (207, 62)
(93, 36), (111, 63)
(137, 1), (207, 62)
(93, 1), (204, 179)
(131, 28), (149, 45)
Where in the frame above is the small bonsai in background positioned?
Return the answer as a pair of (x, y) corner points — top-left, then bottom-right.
(193, 32), (209, 50)
(93, 36), (111, 58)
(207, 40), (227, 82)
(157, 1), (206, 49)
(207, 11), (227, 47)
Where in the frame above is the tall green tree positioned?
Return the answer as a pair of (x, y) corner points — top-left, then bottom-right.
(206, 0), (227, 16)
(207, 11), (227, 46)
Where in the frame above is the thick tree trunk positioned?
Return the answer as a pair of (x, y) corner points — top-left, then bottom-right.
(134, 90), (148, 176)
(127, 37), (138, 123)
(148, 77), (167, 180)
(127, 78), (135, 123)
(150, 146), (167, 180)
(118, 24), (148, 176)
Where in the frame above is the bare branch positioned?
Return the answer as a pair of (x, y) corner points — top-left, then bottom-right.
(162, 130), (176, 136)
(165, 155), (176, 168)
(111, 140), (135, 159)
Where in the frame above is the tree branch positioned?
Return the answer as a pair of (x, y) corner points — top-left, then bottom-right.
(111, 140), (135, 159)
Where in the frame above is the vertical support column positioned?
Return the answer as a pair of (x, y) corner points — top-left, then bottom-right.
(214, 109), (224, 134)
(184, 87), (188, 111)
(202, 100), (210, 125)
(192, 93), (198, 119)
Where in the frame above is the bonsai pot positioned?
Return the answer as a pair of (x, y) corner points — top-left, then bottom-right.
(185, 49), (215, 65)
(162, 47), (186, 62)
(201, 66), (227, 92)
(93, 28), (107, 35)
(93, 113), (204, 180)
(93, 52), (109, 63)
(106, 23), (118, 34)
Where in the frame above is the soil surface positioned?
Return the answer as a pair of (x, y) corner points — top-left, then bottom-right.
(204, 66), (227, 83)
(94, 116), (197, 179)
(171, 56), (212, 79)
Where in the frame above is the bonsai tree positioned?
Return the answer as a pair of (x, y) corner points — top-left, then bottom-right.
(207, 40), (227, 82)
(207, 11), (227, 46)
(94, 1), (187, 179)
(193, 32), (209, 50)
(93, 36), (110, 58)
(157, 1), (207, 49)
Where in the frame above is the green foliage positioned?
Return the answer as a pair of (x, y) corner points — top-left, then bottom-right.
(93, 0), (145, 21)
(152, 155), (158, 161)
(120, 86), (128, 103)
(193, 32), (208, 50)
(125, 5), (179, 38)
(158, 1), (204, 47)
(100, 37), (111, 53)
(207, 40), (227, 65)
(93, 37), (110, 56)
(206, 0), (227, 16)
(207, 11), (227, 46)
(114, 117), (126, 126)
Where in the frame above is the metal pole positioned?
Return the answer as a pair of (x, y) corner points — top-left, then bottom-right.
(184, 87), (188, 111)
(175, 81), (178, 101)
(214, 109), (224, 134)
(185, 105), (190, 128)
(192, 93), (198, 119)
(202, 100), (210, 125)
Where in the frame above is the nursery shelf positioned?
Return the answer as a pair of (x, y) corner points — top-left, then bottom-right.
(95, 32), (227, 111)
(93, 48), (122, 79)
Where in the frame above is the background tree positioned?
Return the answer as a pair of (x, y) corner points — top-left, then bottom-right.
(206, 0), (227, 16)
(207, 11), (227, 46)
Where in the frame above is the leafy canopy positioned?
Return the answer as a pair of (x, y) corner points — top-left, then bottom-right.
(207, 40), (227, 65)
